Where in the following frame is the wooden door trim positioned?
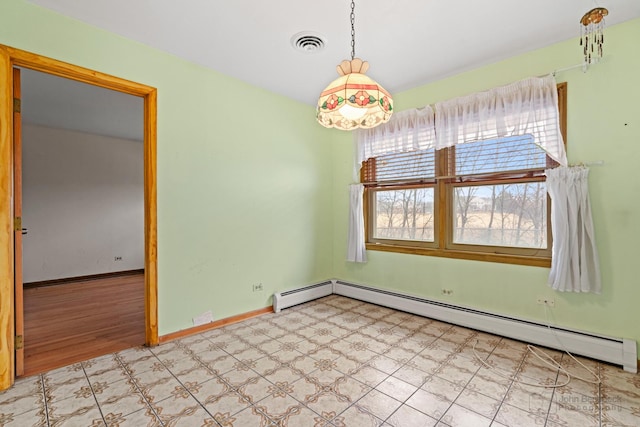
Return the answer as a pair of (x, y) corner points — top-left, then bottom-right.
(0, 45), (158, 391)
(13, 68), (23, 377)
(0, 46), (13, 392)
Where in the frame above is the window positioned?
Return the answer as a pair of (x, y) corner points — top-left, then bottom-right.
(361, 83), (566, 267)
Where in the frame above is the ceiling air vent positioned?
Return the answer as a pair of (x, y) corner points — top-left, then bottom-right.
(291, 32), (326, 54)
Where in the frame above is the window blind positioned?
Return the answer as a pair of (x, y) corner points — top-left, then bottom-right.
(362, 149), (436, 185)
(362, 133), (551, 185)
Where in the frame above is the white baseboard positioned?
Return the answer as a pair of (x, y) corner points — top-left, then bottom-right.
(273, 279), (638, 373)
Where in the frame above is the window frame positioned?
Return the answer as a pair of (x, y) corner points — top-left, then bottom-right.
(362, 83), (567, 267)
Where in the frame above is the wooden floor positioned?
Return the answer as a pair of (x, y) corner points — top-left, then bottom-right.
(23, 271), (145, 376)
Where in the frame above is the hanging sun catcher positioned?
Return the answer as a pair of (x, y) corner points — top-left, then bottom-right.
(580, 7), (608, 68)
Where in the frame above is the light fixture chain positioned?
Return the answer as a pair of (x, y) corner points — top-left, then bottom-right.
(350, 0), (356, 60)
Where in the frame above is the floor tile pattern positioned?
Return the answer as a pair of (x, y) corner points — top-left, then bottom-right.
(1, 295), (639, 426)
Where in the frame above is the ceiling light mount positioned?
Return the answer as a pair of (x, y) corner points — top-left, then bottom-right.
(316, 0), (393, 130)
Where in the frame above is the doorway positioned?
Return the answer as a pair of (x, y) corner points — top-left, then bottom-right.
(19, 67), (145, 375)
(0, 45), (158, 390)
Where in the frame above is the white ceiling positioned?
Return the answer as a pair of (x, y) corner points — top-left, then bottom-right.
(20, 0), (640, 139)
(20, 68), (143, 141)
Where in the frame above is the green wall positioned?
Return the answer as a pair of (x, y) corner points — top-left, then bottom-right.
(332, 18), (640, 351)
(0, 0), (335, 335)
(3, 0), (639, 354)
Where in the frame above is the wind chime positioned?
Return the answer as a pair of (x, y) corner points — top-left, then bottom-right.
(580, 7), (608, 69)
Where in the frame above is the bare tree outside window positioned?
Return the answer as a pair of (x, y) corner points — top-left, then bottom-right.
(453, 183), (546, 248)
(374, 188), (434, 242)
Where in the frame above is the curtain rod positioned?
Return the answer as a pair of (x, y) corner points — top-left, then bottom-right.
(537, 63), (583, 78)
(551, 63), (585, 76)
(541, 57), (608, 78)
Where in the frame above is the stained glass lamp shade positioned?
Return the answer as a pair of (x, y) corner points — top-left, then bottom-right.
(317, 58), (393, 130)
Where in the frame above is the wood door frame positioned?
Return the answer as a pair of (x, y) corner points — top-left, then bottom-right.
(0, 44), (158, 391)
(12, 68), (23, 377)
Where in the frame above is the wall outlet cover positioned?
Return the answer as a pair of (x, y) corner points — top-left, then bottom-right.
(192, 310), (214, 326)
(536, 297), (555, 307)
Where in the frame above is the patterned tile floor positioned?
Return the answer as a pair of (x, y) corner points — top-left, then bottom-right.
(1, 295), (639, 426)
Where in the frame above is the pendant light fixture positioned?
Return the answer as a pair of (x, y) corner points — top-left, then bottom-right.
(580, 7), (608, 69)
(316, 0), (393, 130)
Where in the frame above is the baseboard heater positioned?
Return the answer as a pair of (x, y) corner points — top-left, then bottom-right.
(272, 279), (637, 373)
(273, 280), (334, 313)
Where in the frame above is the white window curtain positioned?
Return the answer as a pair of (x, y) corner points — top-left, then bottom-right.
(435, 74), (567, 166)
(347, 184), (367, 263)
(545, 166), (601, 293)
(347, 75), (568, 263)
(354, 107), (436, 180)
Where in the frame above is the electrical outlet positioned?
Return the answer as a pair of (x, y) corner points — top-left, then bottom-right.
(536, 297), (555, 307)
(114, 256), (123, 261)
(441, 289), (453, 295)
(253, 283), (263, 292)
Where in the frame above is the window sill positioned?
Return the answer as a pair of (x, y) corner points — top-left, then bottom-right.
(365, 243), (551, 267)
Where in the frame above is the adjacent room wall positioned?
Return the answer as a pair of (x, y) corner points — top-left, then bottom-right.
(332, 18), (640, 353)
(22, 124), (144, 282)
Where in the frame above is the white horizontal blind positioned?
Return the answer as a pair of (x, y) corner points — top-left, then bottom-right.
(356, 107), (436, 167)
(363, 149), (436, 185)
(362, 134), (550, 184)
